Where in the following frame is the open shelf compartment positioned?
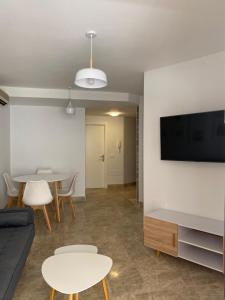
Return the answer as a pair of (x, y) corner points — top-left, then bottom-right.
(179, 243), (223, 272)
(178, 226), (223, 254)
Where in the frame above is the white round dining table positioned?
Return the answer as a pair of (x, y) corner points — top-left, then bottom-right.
(42, 253), (112, 300)
(14, 173), (69, 183)
(14, 173), (70, 222)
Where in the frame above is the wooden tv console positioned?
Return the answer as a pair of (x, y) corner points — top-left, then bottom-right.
(144, 209), (224, 273)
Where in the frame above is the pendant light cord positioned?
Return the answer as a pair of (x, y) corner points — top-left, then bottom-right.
(68, 86), (71, 101)
(90, 34), (93, 68)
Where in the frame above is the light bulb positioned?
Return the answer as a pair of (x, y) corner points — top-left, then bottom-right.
(87, 78), (95, 85)
(107, 111), (121, 117)
(66, 101), (75, 115)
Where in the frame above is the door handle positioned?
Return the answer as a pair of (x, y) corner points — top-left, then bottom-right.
(99, 154), (105, 162)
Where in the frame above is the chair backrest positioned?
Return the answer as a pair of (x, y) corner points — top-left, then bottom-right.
(36, 168), (53, 174)
(3, 173), (17, 195)
(23, 180), (53, 206)
(69, 173), (79, 194)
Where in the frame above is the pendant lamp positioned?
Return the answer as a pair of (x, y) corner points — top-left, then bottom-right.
(74, 31), (107, 89)
(66, 88), (75, 115)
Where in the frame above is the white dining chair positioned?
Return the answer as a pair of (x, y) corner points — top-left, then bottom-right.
(36, 168), (59, 191)
(58, 173), (78, 219)
(36, 168), (53, 174)
(36, 168), (64, 191)
(3, 172), (19, 208)
(23, 180), (53, 232)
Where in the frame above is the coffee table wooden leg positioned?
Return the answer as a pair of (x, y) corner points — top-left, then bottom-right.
(68, 295), (73, 300)
(49, 288), (55, 300)
(102, 278), (109, 300)
(53, 182), (60, 222)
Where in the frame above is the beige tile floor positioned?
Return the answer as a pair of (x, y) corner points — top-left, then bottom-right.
(14, 186), (224, 300)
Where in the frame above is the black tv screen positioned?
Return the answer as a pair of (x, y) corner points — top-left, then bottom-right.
(160, 110), (225, 162)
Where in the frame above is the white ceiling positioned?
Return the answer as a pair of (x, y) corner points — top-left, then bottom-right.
(9, 98), (137, 117)
(0, 0), (224, 95)
(6, 86), (138, 116)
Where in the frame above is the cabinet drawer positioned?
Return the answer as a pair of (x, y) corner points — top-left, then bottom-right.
(144, 216), (178, 257)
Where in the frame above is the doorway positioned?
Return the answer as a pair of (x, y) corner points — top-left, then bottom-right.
(85, 102), (142, 205)
(85, 124), (106, 188)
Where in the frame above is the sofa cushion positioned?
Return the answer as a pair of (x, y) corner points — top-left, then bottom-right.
(0, 208), (34, 227)
(0, 225), (35, 300)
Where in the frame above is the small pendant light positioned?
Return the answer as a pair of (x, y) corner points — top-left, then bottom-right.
(66, 88), (75, 115)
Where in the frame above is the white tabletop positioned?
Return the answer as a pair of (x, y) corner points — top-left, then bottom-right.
(54, 244), (98, 255)
(146, 209), (224, 236)
(13, 173), (69, 183)
(42, 253), (112, 294)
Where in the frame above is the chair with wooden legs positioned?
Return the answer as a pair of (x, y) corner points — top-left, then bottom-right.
(58, 173), (78, 219)
(3, 172), (19, 208)
(36, 168), (53, 174)
(23, 180), (53, 232)
(36, 168), (62, 190)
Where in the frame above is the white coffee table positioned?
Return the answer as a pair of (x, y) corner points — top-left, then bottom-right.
(42, 253), (112, 300)
(54, 244), (98, 255)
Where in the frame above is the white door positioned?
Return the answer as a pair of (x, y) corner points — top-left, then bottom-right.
(86, 124), (105, 188)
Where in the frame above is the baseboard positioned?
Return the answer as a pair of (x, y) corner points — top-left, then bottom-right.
(124, 182), (136, 187)
(72, 196), (86, 202)
(108, 182), (136, 188)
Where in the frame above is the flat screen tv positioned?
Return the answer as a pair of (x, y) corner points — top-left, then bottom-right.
(160, 110), (225, 162)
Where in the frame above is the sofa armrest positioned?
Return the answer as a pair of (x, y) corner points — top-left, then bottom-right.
(0, 208), (34, 227)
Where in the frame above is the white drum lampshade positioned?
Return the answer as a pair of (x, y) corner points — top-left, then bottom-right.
(75, 68), (107, 89)
(74, 31), (108, 89)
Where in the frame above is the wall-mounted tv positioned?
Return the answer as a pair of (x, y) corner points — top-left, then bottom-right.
(160, 110), (225, 162)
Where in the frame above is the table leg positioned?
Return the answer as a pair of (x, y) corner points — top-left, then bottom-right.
(57, 180), (62, 189)
(49, 288), (55, 300)
(17, 182), (25, 207)
(53, 181), (61, 222)
(68, 295), (73, 300)
(102, 278), (109, 300)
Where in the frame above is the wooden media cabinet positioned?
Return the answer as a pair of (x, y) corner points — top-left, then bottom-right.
(144, 209), (224, 272)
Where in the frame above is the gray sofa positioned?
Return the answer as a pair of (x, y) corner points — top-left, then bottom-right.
(0, 208), (35, 300)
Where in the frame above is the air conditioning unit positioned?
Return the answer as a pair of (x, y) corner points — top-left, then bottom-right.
(0, 89), (9, 105)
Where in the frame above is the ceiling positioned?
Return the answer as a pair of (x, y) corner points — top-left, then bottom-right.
(0, 0), (224, 95)
(9, 97), (138, 117)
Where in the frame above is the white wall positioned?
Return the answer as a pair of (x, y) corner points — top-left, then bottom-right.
(86, 115), (124, 185)
(144, 51), (225, 220)
(0, 105), (10, 207)
(124, 117), (136, 184)
(10, 105), (85, 197)
(138, 97), (144, 202)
